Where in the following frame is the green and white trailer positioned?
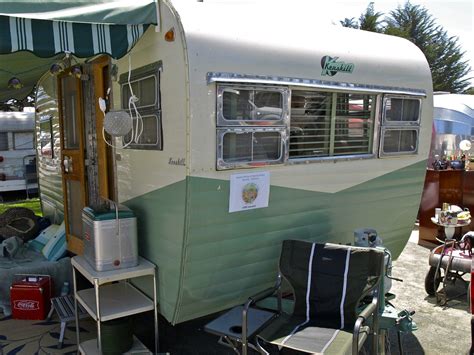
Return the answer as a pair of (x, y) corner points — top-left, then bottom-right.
(29, 1), (433, 324)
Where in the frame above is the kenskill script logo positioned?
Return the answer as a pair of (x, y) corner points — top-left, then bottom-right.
(321, 56), (354, 76)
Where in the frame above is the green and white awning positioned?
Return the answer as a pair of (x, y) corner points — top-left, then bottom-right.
(0, 0), (158, 101)
(1, 15), (148, 58)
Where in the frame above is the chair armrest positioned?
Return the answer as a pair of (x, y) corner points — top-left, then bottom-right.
(357, 299), (377, 322)
(352, 296), (378, 355)
(245, 274), (282, 307)
(241, 274), (282, 355)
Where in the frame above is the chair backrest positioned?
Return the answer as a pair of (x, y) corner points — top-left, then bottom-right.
(279, 240), (384, 330)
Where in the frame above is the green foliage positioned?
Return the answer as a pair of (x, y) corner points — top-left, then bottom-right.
(358, 2), (384, 32)
(0, 198), (42, 216)
(341, 1), (472, 93)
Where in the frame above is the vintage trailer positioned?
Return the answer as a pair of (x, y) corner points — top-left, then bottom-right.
(430, 93), (474, 163)
(0, 111), (37, 196)
(2, 1), (432, 325)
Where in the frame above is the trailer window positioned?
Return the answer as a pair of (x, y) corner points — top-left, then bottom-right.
(14, 132), (34, 150)
(384, 97), (420, 123)
(381, 128), (418, 154)
(218, 86), (289, 126)
(216, 84), (289, 170)
(289, 91), (375, 159)
(119, 61), (162, 150)
(0, 133), (8, 150)
(380, 96), (421, 156)
(39, 115), (53, 158)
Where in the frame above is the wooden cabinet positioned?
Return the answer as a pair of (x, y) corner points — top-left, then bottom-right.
(419, 170), (473, 243)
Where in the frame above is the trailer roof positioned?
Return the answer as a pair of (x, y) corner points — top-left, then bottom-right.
(0, 111), (35, 131)
(172, 0), (432, 94)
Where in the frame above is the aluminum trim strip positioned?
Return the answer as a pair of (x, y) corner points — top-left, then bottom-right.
(207, 72), (427, 97)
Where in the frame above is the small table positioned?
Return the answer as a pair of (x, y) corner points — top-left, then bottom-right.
(430, 217), (470, 240)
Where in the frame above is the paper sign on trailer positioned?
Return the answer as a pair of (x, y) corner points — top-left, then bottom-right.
(229, 171), (270, 213)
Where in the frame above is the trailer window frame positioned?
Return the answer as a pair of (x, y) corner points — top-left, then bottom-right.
(288, 90), (376, 161)
(216, 127), (287, 170)
(217, 85), (289, 126)
(380, 95), (421, 156)
(119, 61), (163, 150)
(216, 84), (289, 170)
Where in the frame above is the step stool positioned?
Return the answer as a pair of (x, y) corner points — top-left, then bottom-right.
(47, 294), (89, 348)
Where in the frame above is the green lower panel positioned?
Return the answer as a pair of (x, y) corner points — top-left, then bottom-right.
(123, 180), (187, 322)
(124, 161), (426, 324)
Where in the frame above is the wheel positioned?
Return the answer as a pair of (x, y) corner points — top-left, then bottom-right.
(425, 266), (441, 296)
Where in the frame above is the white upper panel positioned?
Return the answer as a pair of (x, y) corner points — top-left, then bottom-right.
(171, 0), (432, 92)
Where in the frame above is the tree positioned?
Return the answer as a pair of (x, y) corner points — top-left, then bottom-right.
(340, 2), (383, 32)
(358, 2), (384, 32)
(341, 1), (472, 93)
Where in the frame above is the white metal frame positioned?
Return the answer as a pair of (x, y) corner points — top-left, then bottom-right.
(72, 255), (158, 354)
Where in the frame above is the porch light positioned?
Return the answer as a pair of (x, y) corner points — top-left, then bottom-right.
(7, 77), (23, 89)
(164, 28), (175, 42)
(49, 62), (65, 76)
(71, 65), (83, 79)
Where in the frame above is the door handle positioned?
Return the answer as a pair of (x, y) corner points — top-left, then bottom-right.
(63, 156), (73, 173)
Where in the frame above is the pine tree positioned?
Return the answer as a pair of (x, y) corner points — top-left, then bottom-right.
(341, 1), (472, 93)
(358, 2), (384, 32)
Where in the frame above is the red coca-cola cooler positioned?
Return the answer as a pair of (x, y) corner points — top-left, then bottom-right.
(10, 275), (53, 320)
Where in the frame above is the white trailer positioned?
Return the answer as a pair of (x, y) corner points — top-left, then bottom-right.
(0, 111), (37, 197)
(1, 0), (432, 324)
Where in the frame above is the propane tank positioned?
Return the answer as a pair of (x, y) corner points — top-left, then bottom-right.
(354, 228), (392, 294)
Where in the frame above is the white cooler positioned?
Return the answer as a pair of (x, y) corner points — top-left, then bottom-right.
(82, 205), (138, 271)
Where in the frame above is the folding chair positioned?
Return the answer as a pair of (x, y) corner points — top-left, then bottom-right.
(254, 240), (385, 355)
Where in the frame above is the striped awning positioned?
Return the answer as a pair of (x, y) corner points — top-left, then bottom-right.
(0, 0), (158, 101)
(1, 16), (148, 59)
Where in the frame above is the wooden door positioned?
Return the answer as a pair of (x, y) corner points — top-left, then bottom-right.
(58, 74), (87, 255)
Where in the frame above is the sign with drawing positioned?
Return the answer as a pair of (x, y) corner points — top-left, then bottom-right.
(229, 171), (270, 213)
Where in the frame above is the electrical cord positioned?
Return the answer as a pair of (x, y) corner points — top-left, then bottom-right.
(101, 53), (143, 149)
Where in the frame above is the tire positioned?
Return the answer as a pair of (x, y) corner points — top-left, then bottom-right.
(425, 266), (441, 296)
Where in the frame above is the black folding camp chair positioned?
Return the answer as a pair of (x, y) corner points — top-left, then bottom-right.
(253, 240), (385, 355)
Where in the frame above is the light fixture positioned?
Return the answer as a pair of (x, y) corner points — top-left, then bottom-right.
(49, 62), (65, 75)
(71, 65), (83, 79)
(7, 77), (23, 89)
(165, 28), (175, 42)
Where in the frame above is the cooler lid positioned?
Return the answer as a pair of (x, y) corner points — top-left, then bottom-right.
(83, 206), (135, 221)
